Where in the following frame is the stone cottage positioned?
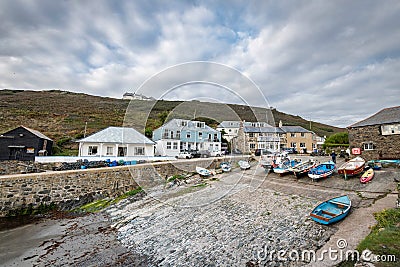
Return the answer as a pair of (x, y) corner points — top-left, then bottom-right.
(347, 106), (400, 161)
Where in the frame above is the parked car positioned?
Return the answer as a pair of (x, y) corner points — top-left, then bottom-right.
(176, 151), (193, 159)
(283, 148), (297, 154)
(232, 148), (243, 155)
(209, 151), (221, 157)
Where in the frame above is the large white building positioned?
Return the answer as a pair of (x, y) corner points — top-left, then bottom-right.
(77, 127), (155, 157)
(152, 119), (221, 157)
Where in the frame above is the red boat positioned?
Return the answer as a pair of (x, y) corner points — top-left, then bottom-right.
(360, 168), (374, 183)
(338, 156), (365, 178)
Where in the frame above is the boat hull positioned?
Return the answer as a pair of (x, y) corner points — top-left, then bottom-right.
(338, 157), (365, 177)
(310, 195), (351, 225)
(360, 169), (374, 183)
(308, 161), (336, 181)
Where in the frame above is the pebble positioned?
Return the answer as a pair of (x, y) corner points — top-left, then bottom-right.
(106, 178), (337, 266)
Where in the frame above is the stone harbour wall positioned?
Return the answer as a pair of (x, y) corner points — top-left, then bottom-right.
(0, 156), (249, 217)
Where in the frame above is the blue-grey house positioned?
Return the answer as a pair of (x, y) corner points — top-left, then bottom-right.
(152, 119), (221, 156)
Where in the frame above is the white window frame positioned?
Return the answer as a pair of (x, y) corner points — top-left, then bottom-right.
(173, 142), (178, 150)
(106, 146), (113, 156)
(300, 143), (306, 148)
(363, 142), (374, 151)
(88, 146), (98, 155)
(166, 142), (171, 150)
(134, 147), (145, 156)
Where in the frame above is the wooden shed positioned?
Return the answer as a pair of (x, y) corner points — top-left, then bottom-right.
(0, 126), (53, 161)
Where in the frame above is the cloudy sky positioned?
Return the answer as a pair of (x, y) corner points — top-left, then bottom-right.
(1, 0), (399, 127)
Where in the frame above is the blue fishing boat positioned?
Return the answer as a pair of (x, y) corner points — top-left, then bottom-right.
(220, 162), (232, 172)
(310, 195), (351, 225)
(308, 161), (335, 181)
(273, 159), (299, 175)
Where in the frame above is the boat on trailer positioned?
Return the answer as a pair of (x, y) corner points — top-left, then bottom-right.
(310, 195), (351, 225)
(308, 161), (335, 181)
(338, 156), (365, 178)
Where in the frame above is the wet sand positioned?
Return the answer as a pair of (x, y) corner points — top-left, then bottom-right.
(0, 212), (152, 267)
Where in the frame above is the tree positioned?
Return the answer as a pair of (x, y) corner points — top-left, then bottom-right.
(323, 132), (349, 148)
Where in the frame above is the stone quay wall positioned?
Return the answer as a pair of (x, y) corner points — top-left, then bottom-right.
(0, 156), (249, 217)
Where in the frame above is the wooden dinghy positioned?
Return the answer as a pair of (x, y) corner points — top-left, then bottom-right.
(310, 195), (351, 225)
(338, 156), (365, 178)
(289, 159), (316, 178)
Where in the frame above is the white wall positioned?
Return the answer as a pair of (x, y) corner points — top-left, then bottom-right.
(155, 140), (180, 157)
(79, 142), (154, 157)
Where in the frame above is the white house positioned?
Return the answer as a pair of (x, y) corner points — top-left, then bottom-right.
(152, 119), (222, 157)
(77, 127), (155, 157)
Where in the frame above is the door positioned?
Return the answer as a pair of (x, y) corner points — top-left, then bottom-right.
(9, 147), (23, 160)
(118, 147), (127, 156)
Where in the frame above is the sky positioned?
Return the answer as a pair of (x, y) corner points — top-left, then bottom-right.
(1, 0), (399, 127)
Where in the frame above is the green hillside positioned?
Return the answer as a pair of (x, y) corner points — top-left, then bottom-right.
(0, 89), (344, 154)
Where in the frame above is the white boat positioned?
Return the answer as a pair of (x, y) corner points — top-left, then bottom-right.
(196, 166), (211, 176)
(238, 160), (251, 170)
(220, 162), (232, 172)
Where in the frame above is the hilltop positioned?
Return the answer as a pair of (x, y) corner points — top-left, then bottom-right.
(0, 89), (344, 154)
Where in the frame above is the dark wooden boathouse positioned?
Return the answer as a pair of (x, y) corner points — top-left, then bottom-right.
(0, 126), (53, 161)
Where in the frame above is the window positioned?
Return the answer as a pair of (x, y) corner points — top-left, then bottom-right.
(176, 131), (181, 139)
(88, 146), (98, 155)
(382, 124), (400, 135)
(135, 147), (145, 155)
(163, 129), (169, 139)
(363, 142), (375, 150)
(249, 133), (254, 137)
(106, 146), (113, 155)
(291, 133), (296, 137)
(198, 132), (203, 139)
(166, 142), (171, 149)
(228, 129), (232, 132)
(290, 142), (296, 148)
(186, 132), (191, 138)
(196, 122), (205, 128)
(250, 143), (256, 149)
(214, 134), (218, 140)
(301, 133), (305, 137)
(300, 143), (306, 148)
(181, 121), (187, 126)
(173, 142), (178, 150)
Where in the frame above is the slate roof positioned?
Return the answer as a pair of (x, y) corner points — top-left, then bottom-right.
(22, 126), (53, 141)
(244, 126), (285, 133)
(217, 121), (272, 128)
(1, 126), (53, 141)
(279, 126), (312, 133)
(78, 127), (154, 144)
(161, 119), (218, 133)
(348, 106), (400, 128)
